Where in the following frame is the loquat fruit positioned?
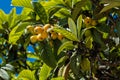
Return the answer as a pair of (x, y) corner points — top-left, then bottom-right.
(37, 34), (44, 41)
(30, 35), (38, 43)
(91, 20), (97, 26)
(51, 32), (58, 40)
(84, 17), (92, 26)
(43, 24), (51, 31)
(58, 33), (64, 40)
(26, 25), (34, 34)
(34, 26), (44, 34)
(41, 31), (48, 39)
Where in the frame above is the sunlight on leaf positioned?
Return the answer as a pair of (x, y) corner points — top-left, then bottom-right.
(39, 64), (52, 80)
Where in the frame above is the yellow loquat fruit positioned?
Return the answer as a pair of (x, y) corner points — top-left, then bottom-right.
(84, 17), (92, 26)
(34, 26), (44, 34)
(30, 35), (38, 43)
(41, 31), (48, 39)
(51, 32), (58, 40)
(58, 33), (64, 40)
(37, 34), (44, 41)
(43, 24), (51, 31)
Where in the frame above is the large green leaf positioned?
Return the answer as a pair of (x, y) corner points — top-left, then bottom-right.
(39, 64), (52, 80)
(77, 15), (82, 40)
(54, 8), (71, 18)
(64, 0), (72, 9)
(53, 27), (79, 42)
(39, 41), (57, 68)
(17, 70), (36, 80)
(8, 8), (17, 28)
(0, 10), (8, 24)
(68, 18), (77, 37)
(57, 56), (69, 66)
(32, 2), (48, 24)
(80, 58), (90, 72)
(71, 0), (86, 21)
(8, 8), (30, 29)
(8, 22), (29, 44)
(70, 52), (81, 76)
(11, 0), (33, 9)
(57, 41), (74, 55)
(93, 29), (106, 50)
(85, 36), (93, 49)
(100, 0), (120, 13)
(48, 7), (61, 18)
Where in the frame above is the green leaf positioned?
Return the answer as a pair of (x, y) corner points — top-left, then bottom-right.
(48, 7), (61, 18)
(0, 38), (6, 45)
(54, 8), (71, 18)
(57, 56), (69, 66)
(72, 0), (81, 7)
(8, 22), (29, 44)
(8, 8), (30, 29)
(39, 41), (57, 68)
(85, 36), (93, 49)
(0, 69), (9, 80)
(100, 1), (120, 13)
(0, 25), (3, 30)
(0, 10), (8, 24)
(53, 27), (79, 42)
(64, 0), (72, 8)
(8, 8), (17, 28)
(68, 18), (77, 37)
(77, 15), (82, 39)
(32, 2), (48, 24)
(80, 58), (90, 72)
(17, 70), (36, 80)
(70, 52), (81, 76)
(57, 41), (74, 55)
(93, 29), (106, 50)
(11, 0), (33, 9)
(39, 64), (52, 80)
(71, 0), (86, 21)
(51, 77), (65, 80)
(27, 53), (39, 59)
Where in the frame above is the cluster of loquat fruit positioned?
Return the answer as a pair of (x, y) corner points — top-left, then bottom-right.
(83, 17), (97, 37)
(84, 17), (97, 27)
(26, 24), (64, 43)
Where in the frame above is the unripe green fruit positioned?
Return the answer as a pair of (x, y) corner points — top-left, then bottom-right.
(91, 20), (97, 26)
(84, 30), (91, 37)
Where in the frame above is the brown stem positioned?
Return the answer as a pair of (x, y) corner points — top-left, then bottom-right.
(62, 62), (70, 80)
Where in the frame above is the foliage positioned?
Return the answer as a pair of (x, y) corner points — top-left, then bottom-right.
(0, 0), (120, 80)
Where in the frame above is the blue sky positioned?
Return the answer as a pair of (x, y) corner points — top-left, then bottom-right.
(0, 0), (22, 14)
